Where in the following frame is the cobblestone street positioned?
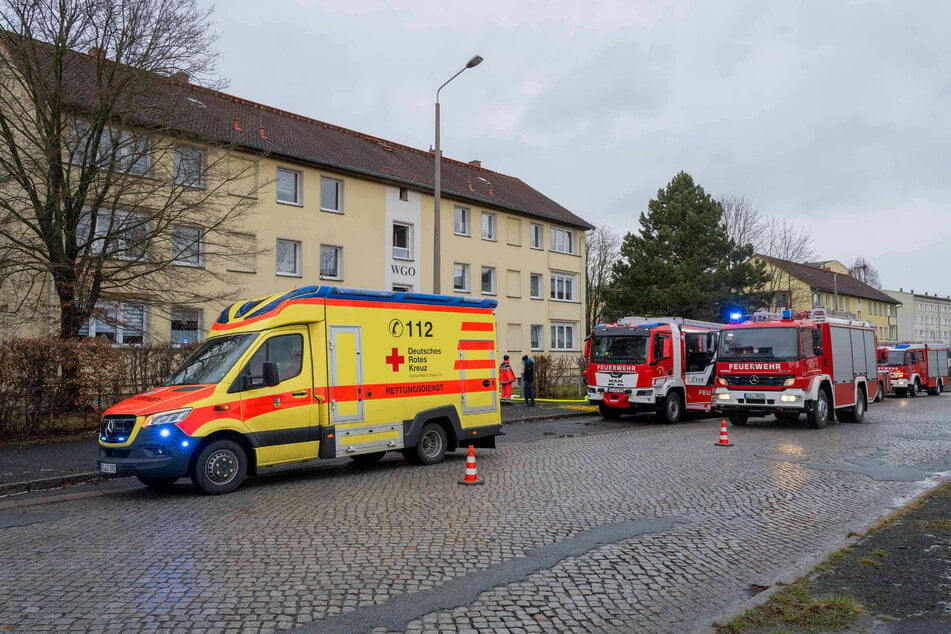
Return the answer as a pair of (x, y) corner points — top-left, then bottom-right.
(1, 396), (949, 633)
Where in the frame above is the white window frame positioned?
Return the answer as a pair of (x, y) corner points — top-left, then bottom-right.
(551, 323), (576, 351)
(276, 238), (302, 277)
(481, 212), (496, 241)
(393, 222), (413, 260)
(171, 224), (204, 267)
(550, 272), (576, 302)
(79, 301), (147, 345)
(79, 209), (149, 261)
(454, 206), (470, 236)
(530, 223), (544, 250)
(320, 176), (343, 213)
(453, 262), (470, 292)
(530, 273), (543, 299)
(550, 227), (575, 254)
(170, 307), (202, 345)
(530, 324), (544, 351)
(320, 244), (343, 280)
(276, 167), (302, 205)
(481, 266), (496, 295)
(174, 145), (205, 188)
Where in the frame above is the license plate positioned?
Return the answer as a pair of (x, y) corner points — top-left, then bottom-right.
(99, 462), (117, 474)
(744, 392), (765, 400)
(607, 387), (624, 393)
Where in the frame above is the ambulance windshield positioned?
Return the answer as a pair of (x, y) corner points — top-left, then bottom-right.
(591, 334), (648, 364)
(164, 333), (258, 386)
(718, 327), (799, 361)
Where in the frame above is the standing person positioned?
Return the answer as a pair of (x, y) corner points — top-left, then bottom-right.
(498, 355), (515, 405)
(521, 355), (536, 406)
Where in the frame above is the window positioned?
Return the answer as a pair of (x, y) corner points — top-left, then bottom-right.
(79, 209), (148, 260)
(454, 206), (470, 236)
(171, 308), (201, 345)
(550, 272), (576, 301)
(481, 266), (496, 294)
(550, 227), (575, 254)
(79, 301), (145, 345)
(453, 263), (470, 292)
(276, 167), (302, 205)
(551, 323), (576, 351)
(481, 212), (496, 240)
(320, 176), (343, 212)
(530, 223), (544, 249)
(530, 273), (543, 299)
(174, 146), (205, 188)
(69, 123), (150, 175)
(320, 245), (342, 279)
(276, 239), (301, 276)
(530, 325), (543, 351)
(392, 284), (412, 292)
(393, 223), (412, 260)
(399, 187), (409, 201)
(172, 225), (203, 267)
(241, 334), (304, 388)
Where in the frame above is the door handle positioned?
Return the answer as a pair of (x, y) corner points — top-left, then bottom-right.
(291, 391), (309, 398)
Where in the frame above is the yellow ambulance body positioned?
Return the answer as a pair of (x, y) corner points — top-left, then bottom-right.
(97, 286), (501, 494)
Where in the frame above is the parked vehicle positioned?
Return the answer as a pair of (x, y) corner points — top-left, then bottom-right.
(583, 317), (722, 423)
(97, 286), (501, 494)
(877, 343), (950, 397)
(714, 309), (881, 428)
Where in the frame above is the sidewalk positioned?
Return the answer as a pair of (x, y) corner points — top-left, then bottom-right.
(0, 401), (595, 496)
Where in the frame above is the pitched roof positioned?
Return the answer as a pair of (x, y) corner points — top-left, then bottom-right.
(15, 37), (593, 230)
(755, 254), (900, 304)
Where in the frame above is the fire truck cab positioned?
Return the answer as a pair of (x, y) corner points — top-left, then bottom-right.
(583, 317), (722, 423)
(877, 343), (950, 397)
(714, 309), (881, 429)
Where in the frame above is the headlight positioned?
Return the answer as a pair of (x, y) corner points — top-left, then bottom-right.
(783, 377), (796, 386)
(143, 408), (193, 427)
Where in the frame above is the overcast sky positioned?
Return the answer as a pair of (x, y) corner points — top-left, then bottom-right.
(208, 0), (950, 298)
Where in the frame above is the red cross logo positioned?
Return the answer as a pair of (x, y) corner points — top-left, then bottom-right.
(385, 347), (405, 372)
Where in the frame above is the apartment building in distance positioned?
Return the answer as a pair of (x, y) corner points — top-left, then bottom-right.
(885, 289), (951, 343)
(0, 41), (593, 360)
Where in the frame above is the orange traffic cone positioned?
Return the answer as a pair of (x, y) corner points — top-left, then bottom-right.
(716, 419), (733, 447)
(458, 445), (484, 485)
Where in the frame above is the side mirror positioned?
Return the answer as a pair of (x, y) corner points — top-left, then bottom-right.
(814, 346), (823, 357)
(263, 362), (281, 387)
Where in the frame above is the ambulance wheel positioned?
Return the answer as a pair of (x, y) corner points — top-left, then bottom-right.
(807, 390), (830, 429)
(404, 423), (447, 465)
(191, 439), (246, 494)
(350, 452), (386, 465)
(727, 413), (748, 426)
(137, 475), (178, 491)
(658, 391), (682, 424)
(598, 403), (622, 419)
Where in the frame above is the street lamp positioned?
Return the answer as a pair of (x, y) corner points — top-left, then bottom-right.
(433, 54), (483, 294)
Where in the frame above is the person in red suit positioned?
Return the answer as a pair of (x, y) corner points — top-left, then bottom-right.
(498, 355), (516, 405)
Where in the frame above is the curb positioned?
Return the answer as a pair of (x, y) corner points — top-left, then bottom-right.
(0, 472), (102, 497)
(502, 410), (598, 425)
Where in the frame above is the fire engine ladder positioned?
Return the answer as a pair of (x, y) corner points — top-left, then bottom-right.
(616, 316), (723, 330)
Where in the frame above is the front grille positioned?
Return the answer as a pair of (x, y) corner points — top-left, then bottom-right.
(99, 415), (137, 443)
(723, 374), (791, 388)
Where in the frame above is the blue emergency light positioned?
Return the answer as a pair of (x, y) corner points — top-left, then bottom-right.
(895, 343), (910, 349)
(729, 312), (744, 323)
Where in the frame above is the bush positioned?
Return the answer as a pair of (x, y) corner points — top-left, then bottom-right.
(530, 353), (587, 399)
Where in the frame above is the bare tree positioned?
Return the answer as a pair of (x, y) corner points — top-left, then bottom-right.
(850, 256), (882, 289)
(718, 194), (765, 250)
(0, 0), (262, 340)
(585, 224), (620, 333)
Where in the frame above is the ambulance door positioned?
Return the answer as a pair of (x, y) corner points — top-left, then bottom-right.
(233, 327), (317, 466)
(329, 325), (365, 423)
(460, 343), (497, 414)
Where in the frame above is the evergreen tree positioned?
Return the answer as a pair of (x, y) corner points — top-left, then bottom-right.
(604, 171), (769, 322)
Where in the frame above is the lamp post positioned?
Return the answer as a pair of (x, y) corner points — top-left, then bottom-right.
(433, 54), (483, 294)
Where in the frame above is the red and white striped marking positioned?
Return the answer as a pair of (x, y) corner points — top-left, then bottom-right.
(716, 420), (733, 447)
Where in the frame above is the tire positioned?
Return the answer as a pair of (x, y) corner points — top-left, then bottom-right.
(928, 380), (942, 396)
(598, 402), (622, 420)
(839, 388), (866, 424)
(350, 451), (386, 465)
(190, 439), (247, 495)
(873, 383), (884, 402)
(136, 475), (178, 491)
(402, 422), (448, 466)
(807, 389), (830, 429)
(908, 381), (918, 397)
(658, 391), (682, 424)
(936, 381), (943, 396)
(727, 412), (748, 426)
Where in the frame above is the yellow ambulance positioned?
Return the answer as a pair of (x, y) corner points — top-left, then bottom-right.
(97, 286), (501, 494)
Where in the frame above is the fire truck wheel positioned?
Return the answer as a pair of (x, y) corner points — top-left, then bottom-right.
(839, 389), (866, 424)
(727, 413), (748, 426)
(807, 390), (830, 429)
(191, 439), (247, 494)
(598, 403), (622, 420)
(403, 422), (448, 465)
(874, 384), (884, 402)
(658, 391), (682, 424)
(350, 452), (386, 465)
(136, 475), (178, 491)
(931, 380), (943, 396)
(908, 381), (918, 397)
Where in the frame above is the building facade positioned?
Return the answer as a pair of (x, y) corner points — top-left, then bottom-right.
(885, 289), (951, 343)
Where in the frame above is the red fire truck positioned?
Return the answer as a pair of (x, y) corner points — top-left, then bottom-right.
(877, 343), (950, 397)
(583, 317), (722, 423)
(714, 309), (881, 428)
